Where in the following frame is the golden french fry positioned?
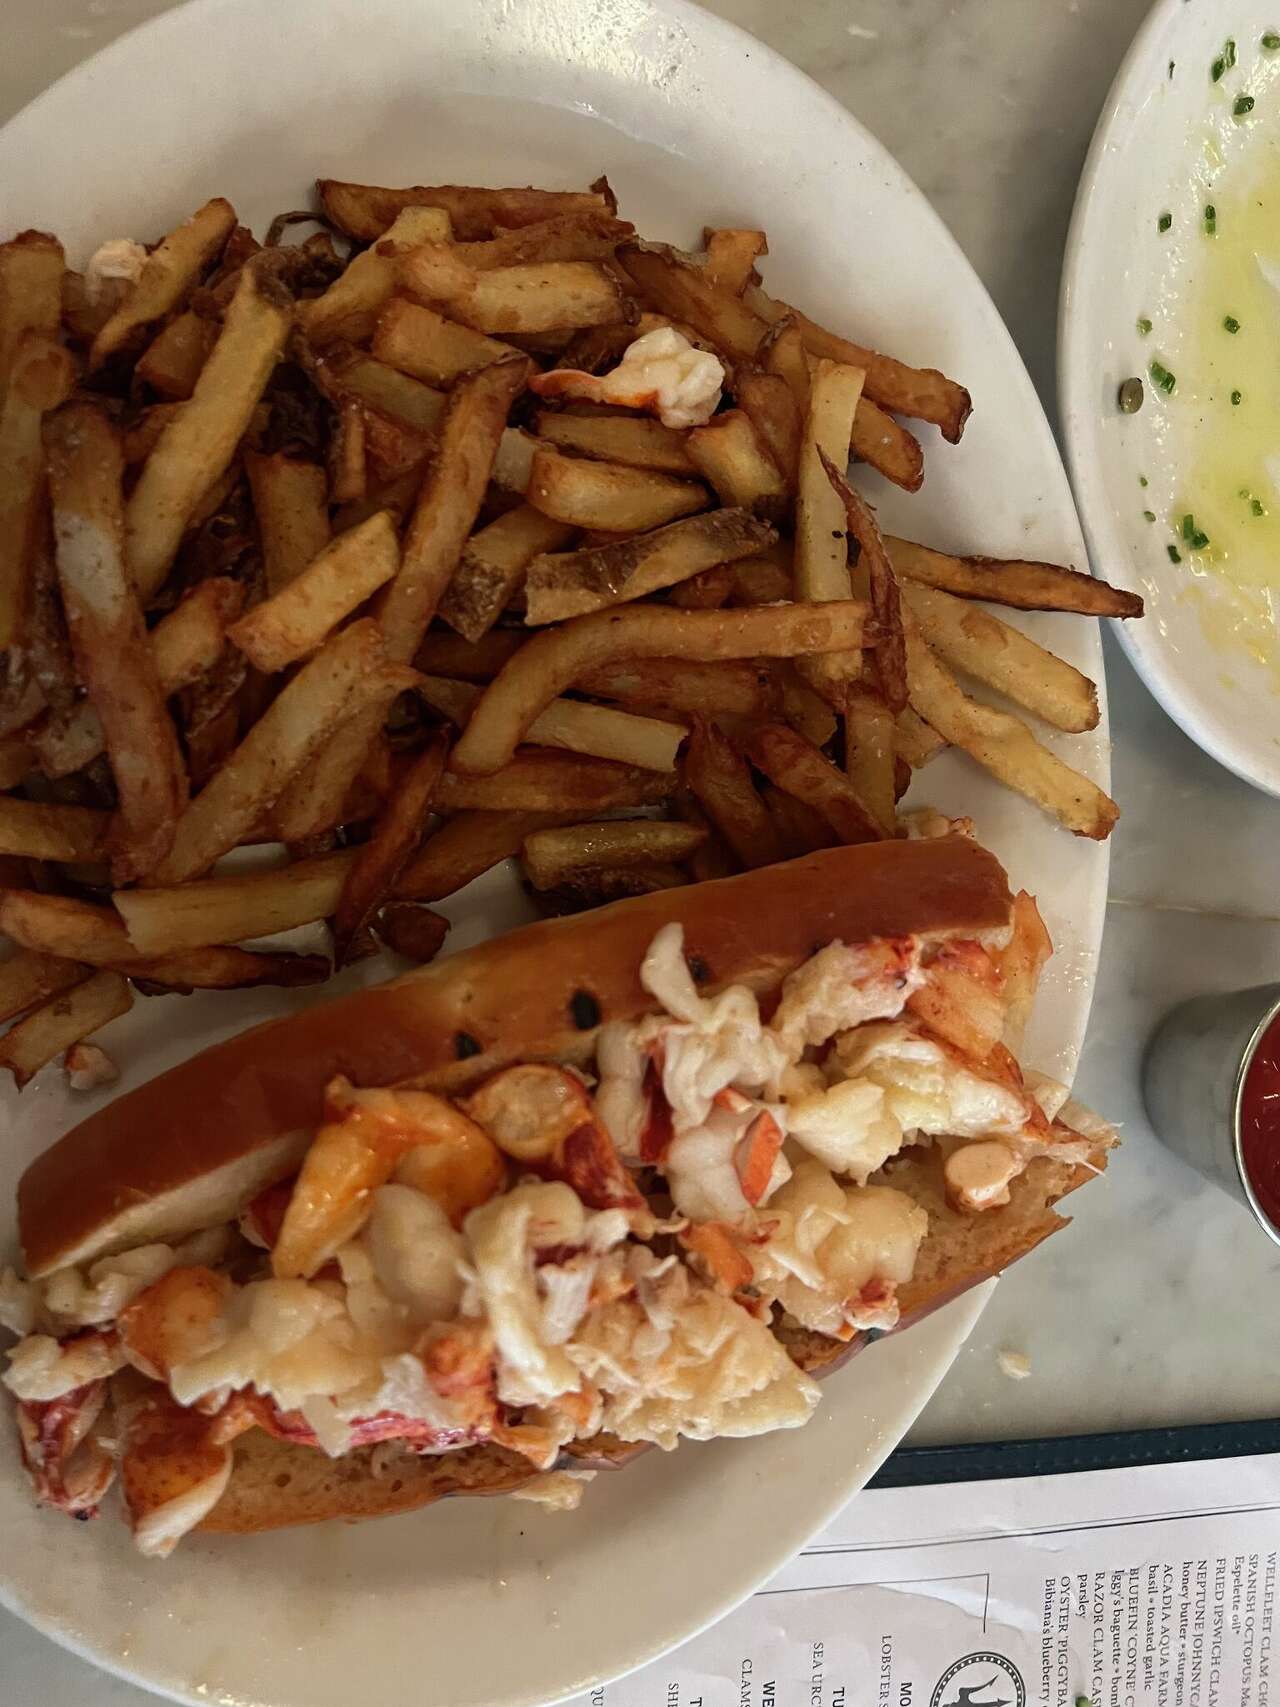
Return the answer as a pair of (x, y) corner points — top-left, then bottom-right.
(523, 508), (774, 625)
(850, 397), (924, 492)
(45, 403), (188, 880)
(901, 581), (1099, 734)
(298, 206), (452, 346)
(0, 948), (89, 1025)
(443, 211), (633, 269)
(265, 702), (387, 846)
(492, 424), (540, 495)
(683, 715), (780, 870)
(762, 315), (811, 410)
(114, 850), (358, 954)
(33, 577), (243, 779)
(90, 197), (236, 369)
(817, 445), (908, 714)
(0, 231), (64, 400)
(0, 331), (74, 646)
(0, 735), (33, 788)
(414, 627), (524, 681)
(134, 311), (217, 399)
(126, 260), (291, 600)
(308, 342), (448, 438)
(998, 890), (1053, 1051)
(396, 809), (577, 901)
(745, 284), (972, 443)
(0, 889), (330, 988)
(0, 796), (107, 861)
(886, 534), (1144, 619)
(520, 819), (707, 890)
(327, 400), (368, 505)
(616, 241), (765, 360)
(153, 619), (412, 883)
(666, 563), (734, 610)
(318, 179), (614, 243)
(451, 599), (870, 775)
(244, 450), (331, 594)
(372, 297), (518, 386)
(732, 368), (802, 487)
(795, 359), (865, 698)
(842, 684), (898, 835)
(533, 411), (696, 475)
(726, 543), (793, 606)
(775, 664), (838, 747)
(745, 721), (886, 845)
(580, 657), (779, 721)
(378, 354), (530, 664)
(526, 445), (706, 533)
(437, 749), (675, 813)
(685, 410), (787, 517)
(400, 248), (624, 334)
(902, 610), (1119, 839)
(333, 731), (450, 964)
(0, 968), (131, 1090)
(895, 705), (946, 769)
(439, 506), (575, 643)
(417, 674), (684, 771)
(702, 228), (767, 295)
(229, 511), (400, 673)
(121, 402), (182, 466)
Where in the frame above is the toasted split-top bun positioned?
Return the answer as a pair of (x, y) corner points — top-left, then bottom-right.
(20, 837), (1012, 1278)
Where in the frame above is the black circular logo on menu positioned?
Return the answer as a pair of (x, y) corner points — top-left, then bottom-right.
(930, 1652), (1027, 1707)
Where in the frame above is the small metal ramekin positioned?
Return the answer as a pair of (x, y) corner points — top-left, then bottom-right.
(1143, 982), (1280, 1248)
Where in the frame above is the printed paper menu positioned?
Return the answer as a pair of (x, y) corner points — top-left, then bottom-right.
(574, 1450), (1280, 1707)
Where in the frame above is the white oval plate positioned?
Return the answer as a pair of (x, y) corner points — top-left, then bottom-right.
(0, 1), (1108, 1702)
(1061, 0), (1280, 795)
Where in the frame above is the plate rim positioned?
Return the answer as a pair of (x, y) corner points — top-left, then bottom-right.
(0, 0), (1108, 1700)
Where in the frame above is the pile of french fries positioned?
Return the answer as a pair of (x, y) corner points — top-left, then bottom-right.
(0, 174), (1142, 1089)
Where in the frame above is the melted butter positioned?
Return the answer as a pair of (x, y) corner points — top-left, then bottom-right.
(1166, 112), (1280, 666)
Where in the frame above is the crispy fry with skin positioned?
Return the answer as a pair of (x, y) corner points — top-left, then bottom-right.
(308, 344), (447, 438)
(378, 354), (531, 663)
(418, 674), (684, 771)
(762, 315), (811, 410)
(228, 511), (400, 673)
(0, 331), (74, 647)
(298, 205), (452, 345)
(126, 260), (291, 600)
(533, 411), (696, 475)
(818, 446), (907, 712)
(523, 509), (776, 626)
(794, 361), (865, 698)
(0, 231), (64, 401)
(702, 228), (768, 295)
(152, 619), (414, 883)
(374, 902), (450, 963)
(895, 705), (946, 769)
(744, 721), (886, 845)
(0, 969), (131, 1089)
(0, 796), (107, 860)
(317, 179), (614, 243)
(451, 599), (871, 775)
(997, 890), (1053, 1052)
(244, 451), (330, 595)
(113, 851), (358, 954)
(439, 506), (575, 643)
(885, 535), (1144, 619)
(333, 731), (449, 964)
(745, 284), (972, 442)
(0, 948), (89, 1025)
(414, 628), (524, 681)
(45, 403), (188, 880)
(900, 581), (1100, 733)
(274, 1075), (506, 1276)
(396, 809), (576, 902)
(399, 249), (624, 334)
(580, 657), (779, 721)
(438, 749), (675, 812)
(685, 410), (787, 517)
(521, 819), (707, 889)
(33, 577), (243, 779)
(842, 685), (898, 836)
(372, 298), (518, 387)
(901, 607), (1119, 839)
(761, 782), (836, 858)
(684, 715), (780, 870)
(526, 446), (707, 532)
(134, 311), (217, 400)
(90, 197), (235, 369)
(732, 368), (802, 486)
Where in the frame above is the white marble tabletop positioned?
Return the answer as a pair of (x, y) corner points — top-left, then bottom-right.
(4, 0), (1280, 1700)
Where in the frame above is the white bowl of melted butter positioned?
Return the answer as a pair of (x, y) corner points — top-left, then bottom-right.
(1062, 0), (1280, 794)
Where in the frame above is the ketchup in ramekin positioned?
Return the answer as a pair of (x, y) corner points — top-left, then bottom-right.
(1238, 1013), (1280, 1233)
